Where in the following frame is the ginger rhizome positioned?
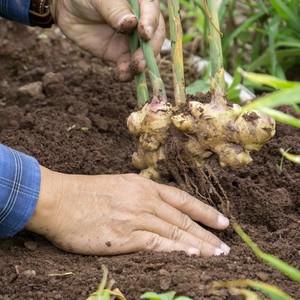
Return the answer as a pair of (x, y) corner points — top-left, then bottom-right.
(172, 92), (275, 169)
(127, 93), (275, 179)
(127, 97), (172, 179)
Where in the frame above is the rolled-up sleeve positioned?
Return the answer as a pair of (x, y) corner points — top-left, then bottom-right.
(0, 144), (41, 238)
(0, 0), (31, 25)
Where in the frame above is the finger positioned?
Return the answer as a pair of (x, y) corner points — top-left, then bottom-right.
(151, 201), (229, 251)
(95, 0), (137, 33)
(130, 53), (161, 76)
(140, 215), (229, 257)
(114, 52), (160, 82)
(157, 184), (230, 230)
(68, 25), (130, 62)
(135, 231), (201, 256)
(138, 0), (161, 40)
(130, 13), (165, 73)
(113, 61), (134, 82)
(102, 32), (130, 62)
(113, 51), (159, 82)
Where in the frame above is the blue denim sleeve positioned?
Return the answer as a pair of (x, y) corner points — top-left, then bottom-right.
(0, 0), (31, 25)
(0, 144), (41, 238)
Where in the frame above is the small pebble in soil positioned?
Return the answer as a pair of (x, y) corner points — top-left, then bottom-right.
(42, 72), (64, 88)
(22, 270), (36, 277)
(24, 241), (38, 251)
(257, 272), (270, 281)
(17, 81), (43, 99)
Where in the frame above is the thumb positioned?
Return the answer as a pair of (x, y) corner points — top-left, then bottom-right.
(93, 0), (137, 33)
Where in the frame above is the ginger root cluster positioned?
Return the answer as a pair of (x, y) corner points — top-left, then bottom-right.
(127, 95), (276, 179)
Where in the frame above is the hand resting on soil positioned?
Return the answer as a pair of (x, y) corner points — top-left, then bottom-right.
(25, 166), (230, 257)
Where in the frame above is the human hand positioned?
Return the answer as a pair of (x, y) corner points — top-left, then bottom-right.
(50, 0), (165, 82)
(26, 166), (230, 257)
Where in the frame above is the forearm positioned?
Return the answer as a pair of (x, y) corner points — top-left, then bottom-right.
(0, 0), (53, 27)
(0, 144), (41, 238)
(0, 0), (31, 25)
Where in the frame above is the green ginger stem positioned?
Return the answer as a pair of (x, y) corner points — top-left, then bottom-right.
(129, 23), (149, 108)
(129, 0), (167, 102)
(128, 0), (149, 108)
(204, 0), (226, 95)
(168, 0), (186, 107)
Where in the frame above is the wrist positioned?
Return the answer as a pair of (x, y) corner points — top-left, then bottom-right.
(25, 166), (63, 238)
(29, 0), (54, 28)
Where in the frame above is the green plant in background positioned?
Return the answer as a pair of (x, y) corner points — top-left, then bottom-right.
(219, 1), (300, 82)
(236, 70), (300, 167)
(141, 291), (192, 300)
(279, 148), (300, 164)
(174, 0), (300, 94)
(212, 224), (300, 299)
(238, 70), (300, 128)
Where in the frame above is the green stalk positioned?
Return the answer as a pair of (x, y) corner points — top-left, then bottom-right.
(168, 0), (186, 107)
(129, 27), (149, 108)
(203, 0), (226, 95)
(129, 0), (167, 101)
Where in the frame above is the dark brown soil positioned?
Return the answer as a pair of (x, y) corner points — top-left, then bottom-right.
(0, 20), (299, 300)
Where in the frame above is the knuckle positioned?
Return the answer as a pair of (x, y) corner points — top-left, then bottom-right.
(177, 190), (190, 207)
(200, 230), (217, 245)
(169, 225), (182, 241)
(201, 204), (214, 220)
(179, 213), (193, 231)
(144, 234), (162, 251)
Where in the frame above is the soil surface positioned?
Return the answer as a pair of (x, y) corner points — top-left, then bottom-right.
(0, 20), (299, 300)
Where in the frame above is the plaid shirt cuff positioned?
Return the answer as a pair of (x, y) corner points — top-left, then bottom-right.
(0, 0), (31, 25)
(0, 144), (41, 238)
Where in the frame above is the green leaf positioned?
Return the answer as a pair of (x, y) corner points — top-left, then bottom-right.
(213, 280), (294, 300)
(269, 0), (300, 32)
(186, 79), (210, 95)
(241, 85), (300, 110)
(141, 292), (176, 300)
(247, 49), (300, 72)
(223, 11), (266, 52)
(239, 69), (300, 89)
(229, 288), (262, 300)
(233, 224), (300, 283)
(141, 292), (192, 300)
(279, 148), (300, 164)
(258, 107), (300, 128)
(227, 87), (241, 104)
(292, 103), (300, 113)
(268, 15), (281, 75)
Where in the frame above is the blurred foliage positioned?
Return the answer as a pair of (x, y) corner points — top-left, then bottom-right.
(240, 70), (300, 127)
(160, 0), (300, 92)
(141, 291), (192, 300)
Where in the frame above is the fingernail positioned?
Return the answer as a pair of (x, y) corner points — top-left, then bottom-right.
(187, 247), (200, 256)
(220, 243), (230, 255)
(214, 248), (224, 256)
(218, 213), (229, 227)
(113, 66), (133, 83)
(117, 15), (136, 34)
(130, 59), (146, 75)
